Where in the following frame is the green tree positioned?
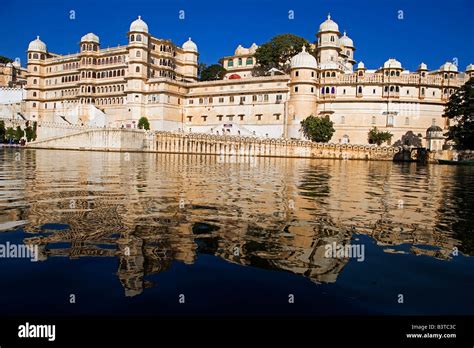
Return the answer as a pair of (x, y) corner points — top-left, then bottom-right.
(138, 117), (150, 130)
(300, 115), (335, 143)
(5, 127), (15, 143)
(368, 127), (393, 146)
(32, 121), (38, 141)
(0, 56), (13, 64)
(253, 34), (313, 76)
(200, 64), (226, 81)
(25, 126), (34, 142)
(0, 120), (5, 143)
(15, 126), (24, 142)
(444, 77), (474, 149)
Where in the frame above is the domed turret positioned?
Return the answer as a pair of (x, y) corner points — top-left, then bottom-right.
(439, 62), (458, 72)
(182, 37), (198, 52)
(249, 43), (259, 54)
(28, 36), (47, 52)
(130, 16), (148, 33)
(81, 32), (100, 44)
(356, 61), (366, 70)
(290, 46), (317, 69)
(383, 58), (403, 70)
(339, 31), (354, 48)
(417, 62), (428, 71)
(319, 14), (339, 33)
(466, 64), (474, 72)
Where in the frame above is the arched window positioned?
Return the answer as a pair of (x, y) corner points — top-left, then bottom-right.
(28, 53), (31, 59)
(34, 66), (38, 72)
(33, 92), (37, 97)
(421, 87), (425, 95)
(136, 34), (142, 42)
(325, 87), (330, 94)
(385, 71), (389, 76)
(136, 51), (141, 57)
(238, 58), (242, 66)
(396, 71), (400, 76)
(358, 86), (362, 94)
(395, 86), (399, 92)
(346, 50), (350, 56)
(130, 35), (135, 41)
(331, 36), (335, 42)
(331, 87), (335, 94)
(390, 71), (395, 76)
(33, 53), (38, 59)
(33, 79), (37, 84)
(32, 102), (36, 107)
(326, 72), (330, 77)
(331, 72), (336, 77)
(136, 66), (140, 73)
(358, 71), (363, 76)
(122, 69), (125, 76)
(321, 87), (325, 94)
(246, 57), (253, 65)
(390, 86), (394, 92)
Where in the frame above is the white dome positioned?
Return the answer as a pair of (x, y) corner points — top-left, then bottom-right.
(290, 46), (317, 69)
(249, 43), (259, 54)
(319, 14), (339, 33)
(182, 37), (198, 52)
(130, 16), (148, 33)
(439, 62), (458, 72)
(28, 36), (47, 52)
(466, 64), (474, 72)
(383, 58), (402, 69)
(81, 32), (99, 44)
(12, 60), (21, 68)
(418, 62), (427, 70)
(339, 31), (354, 48)
(234, 44), (248, 55)
(356, 61), (365, 70)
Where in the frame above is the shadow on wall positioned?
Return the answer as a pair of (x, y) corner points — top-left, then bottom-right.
(393, 131), (423, 147)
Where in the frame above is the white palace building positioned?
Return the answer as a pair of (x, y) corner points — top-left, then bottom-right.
(21, 15), (473, 145)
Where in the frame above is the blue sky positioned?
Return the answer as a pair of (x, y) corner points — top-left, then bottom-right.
(1, 0), (472, 71)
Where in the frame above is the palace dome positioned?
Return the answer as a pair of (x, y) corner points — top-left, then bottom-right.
(356, 61), (365, 70)
(130, 16), (148, 33)
(28, 36), (47, 52)
(182, 37), (198, 52)
(81, 33), (99, 44)
(383, 58), (402, 69)
(339, 31), (354, 48)
(234, 44), (248, 55)
(426, 125), (444, 139)
(319, 14), (339, 33)
(290, 46), (317, 69)
(439, 62), (458, 72)
(466, 64), (474, 72)
(418, 62), (427, 70)
(249, 43), (259, 54)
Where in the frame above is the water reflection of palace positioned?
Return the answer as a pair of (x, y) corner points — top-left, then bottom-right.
(1, 149), (466, 297)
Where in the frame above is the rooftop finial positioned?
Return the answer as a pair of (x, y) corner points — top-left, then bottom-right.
(188, 37), (192, 41)
(302, 45), (306, 52)
(328, 13), (331, 20)
(138, 15), (141, 19)
(343, 30), (347, 36)
(36, 35), (40, 40)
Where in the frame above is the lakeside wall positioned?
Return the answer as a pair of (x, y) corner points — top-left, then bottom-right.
(24, 126), (470, 163)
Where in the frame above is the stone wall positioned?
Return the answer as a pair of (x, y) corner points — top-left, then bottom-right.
(155, 132), (399, 160)
(28, 128), (156, 152)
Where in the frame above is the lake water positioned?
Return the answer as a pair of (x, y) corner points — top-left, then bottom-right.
(0, 148), (473, 316)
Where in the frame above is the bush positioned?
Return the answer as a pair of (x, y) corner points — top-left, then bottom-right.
(138, 117), (150, 130)
(368, 127), (393, 146)
(300, 115), (335, 143)
(0, 120), (5, 143)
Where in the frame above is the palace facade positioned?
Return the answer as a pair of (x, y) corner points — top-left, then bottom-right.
(23, 15), (474, 145)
